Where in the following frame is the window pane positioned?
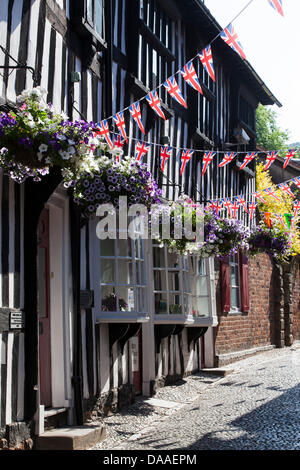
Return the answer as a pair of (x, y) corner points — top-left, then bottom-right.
(193, 296), (209, 317)
(168, 271), (180, 292)
(155, 293), (168, 314)
(137, 287), (146, 312)
(154, 270), (167, 291)
(101, 259), (115, 283)
(167, 252), (179, 269)
(231, 287), (240, 309)
(231, 265), (239, 287)
(37, 247), (47, 319)
(118, 287), (135, 311)
(87, 0), (93, 22)
(198, 258), (206, 275)
(101, 286), (116, 311)
(137, 261), (146, 285)
(118, 259), (133, 285)
(95, 0), (103, 37)
(100, 238), (115, 256)
(196, 276), (208, 296)
(118, 238), (131, 257)
(169, 294), (182, 314)
(153, 246), (165, 268)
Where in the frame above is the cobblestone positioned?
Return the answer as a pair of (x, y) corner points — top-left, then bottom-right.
(91, 344), (300, 450)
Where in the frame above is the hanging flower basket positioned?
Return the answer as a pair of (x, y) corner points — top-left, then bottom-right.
(0, 87), (103, 183)
(68, 155), (162, 217)
(248, 223), (291, 262)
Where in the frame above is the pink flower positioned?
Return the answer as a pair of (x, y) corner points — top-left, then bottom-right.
(20, 103), (27, 111)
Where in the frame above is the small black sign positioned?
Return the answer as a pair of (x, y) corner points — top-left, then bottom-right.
(80, 290), (94, 309)
(9, 311), (25, 330)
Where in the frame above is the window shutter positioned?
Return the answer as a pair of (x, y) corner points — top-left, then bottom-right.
(240, 252), (250, 313)
(220, 257), (230, 313)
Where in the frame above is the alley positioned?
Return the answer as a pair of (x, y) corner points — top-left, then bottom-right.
(91, 345), (300, 451)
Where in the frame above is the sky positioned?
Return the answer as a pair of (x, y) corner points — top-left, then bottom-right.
(204, 0), (300, 144)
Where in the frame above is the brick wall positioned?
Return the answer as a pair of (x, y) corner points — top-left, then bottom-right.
(213, 253), (281, 365)
(291, 258), (300, 341)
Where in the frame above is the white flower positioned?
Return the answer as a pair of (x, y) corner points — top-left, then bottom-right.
(60, 111), (69, 120)
(68, 146), (76, 155)
(37, 152), (43, 161)
(59, 150), (70, 160)
(68, 139), (75, 145)
(78, 143), (88, 155)
(45, 157), (52, 164)
(27, 120), (36, 129)
(39, 143), (48, 153)
(57, 134), (67, 141)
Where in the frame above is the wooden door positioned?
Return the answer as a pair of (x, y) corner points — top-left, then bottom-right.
(131, 330), (142, 395)
(37, 209), (52, 407)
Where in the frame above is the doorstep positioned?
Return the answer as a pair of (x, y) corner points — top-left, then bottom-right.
(35, 424), (106, 450)
(201, 368), (234, 377)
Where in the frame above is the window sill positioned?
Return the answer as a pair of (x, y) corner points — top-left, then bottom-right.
(228, 310), (246, 316)
(95, 312), (150, 323)
(154, 314), (218, 327)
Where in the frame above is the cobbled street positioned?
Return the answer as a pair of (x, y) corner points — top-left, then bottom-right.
(91, 345), (300, 451)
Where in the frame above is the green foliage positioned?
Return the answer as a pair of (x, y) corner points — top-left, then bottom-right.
(256, 104), (290, 156)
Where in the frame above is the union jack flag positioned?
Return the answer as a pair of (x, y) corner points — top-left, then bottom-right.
(264, 187), (281, 201)
(113, 112), (128, 143)
(235, 195), (248, 213)
(163, 77), (187, 109)
(208, 200), (223, 215)
(220, 24), (246, 60)
(180, 61), (203, 94)
(253, 192), (267, 204)
(160, 146), (172, 171)
(218, 152), (237, 168)
(292, 177), (300, 188)
(202, 151), (216, 176)
(231, 201), (240, 219)
(276, 214), (286, 227)
(248, 202), (257, 220)
(267, 0), (284, 17)
(129, 102), (145, 134)
(180, 149), (194, 175)
(264, 151), (278, 171)
(222, 198), (233, 217)
(199, 45), (215, 82)
(239, 152), (257, 170)
(278, 183), (295, 198)
(145, 91), (166, 120)
(283, 149), (297, 169)
(293, 201), (300, 218)
(96, 120), (114, 149)
(135, 141), (150, 161)
(114, 134), (125, 149)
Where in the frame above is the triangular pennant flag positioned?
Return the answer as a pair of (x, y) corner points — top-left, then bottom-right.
(180, 61), (203, 94)
(267, 0), (284, 17)
(129, 102), (145, 134)
(240, 152), (257, 170)
(249, 202), (257, 220)
(114, 134), (125, 149)
(218, 152), (237, 168)
(180, 149), (194, 175)
(208, 200), (223, 215)
(263, 151), (278, 170)
(160, 146), (172, 171)
(96, 120), (114, 149)
(292, 177), (300, 188)
(236, 195), (249, 213)
(284, 213), (293, 230)
(293, 200), (300, 218)
(145, 91), (166, 120)
(199, 45), (215, 82)
(135, 141), (150, 161)
(202, 151), (216, 176)
(264, 187), (281, 201)
(163, 77), (187, 109)
(283, 149), (297, 169)
(264, 212), (272, 228)
(222, 198), (233, 217)
(278, 183), (295, 198)
(220, 24), (246, 60)
(231, 201), (240, 218)
(113, 112), (128, 143)
(253, 192), (267, 204)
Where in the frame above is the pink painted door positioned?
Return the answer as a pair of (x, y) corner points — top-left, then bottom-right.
(132, 331), (142, 395)
(37, 209), (52, 407)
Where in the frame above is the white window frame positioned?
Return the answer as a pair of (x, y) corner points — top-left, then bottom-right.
(229, 253), (242, 315)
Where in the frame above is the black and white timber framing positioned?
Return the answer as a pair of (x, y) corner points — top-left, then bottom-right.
(0, 0), (279, 442)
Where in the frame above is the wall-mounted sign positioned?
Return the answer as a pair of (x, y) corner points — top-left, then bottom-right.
(9, 311), (25, 330)
(80, 290), (94, 309)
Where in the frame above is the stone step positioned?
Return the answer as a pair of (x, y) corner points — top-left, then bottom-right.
(36, 424), (106, 450)
(201, 368), (234, 377)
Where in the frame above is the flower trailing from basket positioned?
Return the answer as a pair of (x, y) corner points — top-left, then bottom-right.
(0, 87), (103, 183)
(68, 155), (162, 217)
(248, 222), (291, 262)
